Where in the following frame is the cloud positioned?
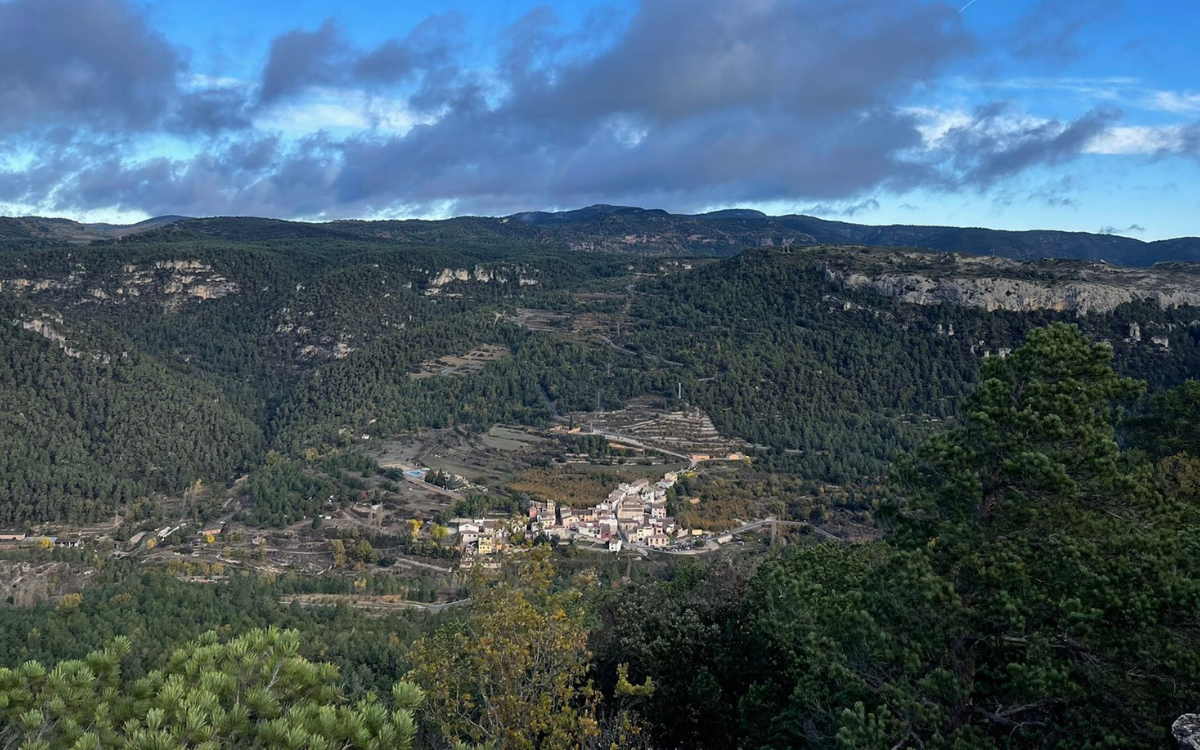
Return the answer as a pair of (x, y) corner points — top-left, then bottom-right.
(511, 0), (973, 125)
(802, 198), (881, 217)
(257, 12), (465, 108)
(169, 88), (255, 134)
(935, 103), (1122, 187)
(0, 0), (179, 133)
(1029, 176), (1078, 208)
(2, 0), (1183, 222)
(259, 19), (349, 104)
(319, 0), (974, 213)
(1098, 224), (1145, 235)
(1147, 91), (1200, 114)
(7, 0), (981, 217)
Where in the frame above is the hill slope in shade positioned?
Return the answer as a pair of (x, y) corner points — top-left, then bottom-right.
(0, 215), (188, 244)
(3, 206), (1198, 265)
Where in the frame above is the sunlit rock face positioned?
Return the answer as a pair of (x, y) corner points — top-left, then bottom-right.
(822, 250), (1200, 315)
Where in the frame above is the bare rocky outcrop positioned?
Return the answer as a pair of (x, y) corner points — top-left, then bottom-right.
(1174, 715), (1200, 749)
(123, 261), (238, 310)
(427, 265), (539, 289)
(0, 560), (95, 607)
(1, 259), (238, 311)
(822, 250), (1200, 315)
(13, 315), (111, 362)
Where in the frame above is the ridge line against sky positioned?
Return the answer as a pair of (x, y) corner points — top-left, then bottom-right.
(0, 0), (1197, 240)
(20, 204), (1200, 246)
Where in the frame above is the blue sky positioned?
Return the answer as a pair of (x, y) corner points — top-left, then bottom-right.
(1, 0), (1197, 239)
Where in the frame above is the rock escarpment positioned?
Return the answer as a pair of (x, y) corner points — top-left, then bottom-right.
(822, 251), (1200, 315)
(1, 259), (238, 311)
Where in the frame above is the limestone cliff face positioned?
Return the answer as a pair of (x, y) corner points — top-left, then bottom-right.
(1, 259), (238, 312)
(822, 252), (1200, 315)
(427, 265), (539, 291)
(121, 261), (239, 311)
(12, 314), (112, 362)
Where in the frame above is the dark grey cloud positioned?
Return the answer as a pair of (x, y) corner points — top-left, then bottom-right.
(1099, 224), (1145, 234)
(940, 103), (1120, 188)
(255, 0), (970, 215)
(510, 0), (973, 125)
(0, 0), (257, 139)
(1029, 176), (1078, 208)
(259, 19), (348, 103)
(0, 0), (1157, 221)
(1175, 121), (1200, 160)
(0, 0), (179, 132)
(169, 88), (255, 134)
(801, 198), (881, 218)
(258, 12), (465, 108)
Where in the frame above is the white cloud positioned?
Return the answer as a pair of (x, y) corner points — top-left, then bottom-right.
(0, 200), (150, 225)
(906, 105), (1192, 157)
(1144, 90), (1200, 114)
(185, 73), (251, 90)
(1084, 124), (1187, 155)
(905, 105), (1047, 149)
(254, 88), (439, 135)
(955, 76), (1139, 99)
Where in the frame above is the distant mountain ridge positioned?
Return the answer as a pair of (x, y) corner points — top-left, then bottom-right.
(0, 215), (188, 244)
(3, 206), (1197, 266)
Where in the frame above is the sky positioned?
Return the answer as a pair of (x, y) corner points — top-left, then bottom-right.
(0, 0), (1197, 239)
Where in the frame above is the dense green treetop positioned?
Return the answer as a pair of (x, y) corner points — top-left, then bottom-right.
(0, 628), (424, 749)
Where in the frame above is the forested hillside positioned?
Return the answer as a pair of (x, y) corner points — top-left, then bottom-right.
(5, 327), (1200, 748)
(2, 215), (1200, 746)
(3, 227), (1200, 524)
(627, 250), (1200, 479)
(8, 206), (1199, 264)
(0, 295), (262, 523)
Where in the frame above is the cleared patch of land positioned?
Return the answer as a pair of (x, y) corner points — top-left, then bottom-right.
(507, 308), (571, 332)
(565, 398), (747, 457)
(481, 425), (546, 451)
(374, 427), (538, 487)
(509, 468), (622, 507)
(409, 343), (509, 379)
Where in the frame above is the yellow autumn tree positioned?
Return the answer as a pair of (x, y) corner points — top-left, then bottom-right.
(405, 547), (600, 749)
(330, 539), (347, 568)
(55, 593), (83, 610)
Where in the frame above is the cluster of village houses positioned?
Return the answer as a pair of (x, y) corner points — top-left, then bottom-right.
(124, 521), (225, 549)
(454, 473), (691, 556)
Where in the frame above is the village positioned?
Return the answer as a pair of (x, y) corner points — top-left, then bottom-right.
(452, 472), (685, 560)
(0, 405), (824, 596)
